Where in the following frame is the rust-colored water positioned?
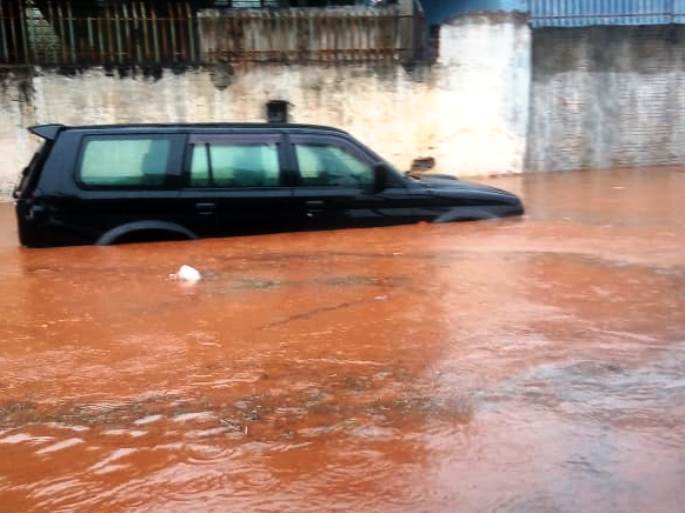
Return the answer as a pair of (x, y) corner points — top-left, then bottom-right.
(1, 167), (684, 513)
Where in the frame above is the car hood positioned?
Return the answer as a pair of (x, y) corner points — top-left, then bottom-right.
(408, 173), (519, 200)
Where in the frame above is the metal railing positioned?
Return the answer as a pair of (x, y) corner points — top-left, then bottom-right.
(2, 0), (198, 66)
(0, 0), (424, 66)
(199, 5), (419, 63)
(0, 0), (30, 64)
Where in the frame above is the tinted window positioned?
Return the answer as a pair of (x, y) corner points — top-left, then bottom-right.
(80, 137), (172, 186)
(190, 142), (280, 187)
(295, 143), (373, 187)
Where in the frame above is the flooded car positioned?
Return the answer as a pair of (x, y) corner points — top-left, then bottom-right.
(14, 123), (523, 247)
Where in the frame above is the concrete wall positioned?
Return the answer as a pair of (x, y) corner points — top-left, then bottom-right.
(0, 70), (36, 196)
(527, 26), (685, 171)
(0, 13), (531, 196)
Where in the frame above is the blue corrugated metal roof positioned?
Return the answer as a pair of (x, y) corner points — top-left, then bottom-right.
(676, 0), (685, 23)
(531, 0), (685, 27)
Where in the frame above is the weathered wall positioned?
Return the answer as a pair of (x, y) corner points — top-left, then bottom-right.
(0, 71), (37, 196)
(527, 26), (685, 171)
(0, 13), (530, 196)
(434, 13), (530, 175)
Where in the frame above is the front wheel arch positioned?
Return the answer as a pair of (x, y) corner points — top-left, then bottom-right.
(96, 221), (198, 245)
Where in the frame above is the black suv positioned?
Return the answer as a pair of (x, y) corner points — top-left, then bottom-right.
(14, 123), (523, 247)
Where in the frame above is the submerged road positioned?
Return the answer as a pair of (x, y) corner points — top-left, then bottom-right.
(0, 167), (684, 513)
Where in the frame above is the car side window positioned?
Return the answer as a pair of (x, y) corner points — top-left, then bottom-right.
(294, 142), (374, 188)
(190, 141), (280, 187)
(79, 136), (172, 187)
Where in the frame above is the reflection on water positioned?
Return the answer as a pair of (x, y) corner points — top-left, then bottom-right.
(0, 167), (684, 513)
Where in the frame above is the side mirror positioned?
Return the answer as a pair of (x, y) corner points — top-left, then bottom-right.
(372, 163), (389, 194)
(410, 157), (436, 173)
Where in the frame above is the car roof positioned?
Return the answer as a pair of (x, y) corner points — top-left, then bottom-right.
(29, 122), (349, 141)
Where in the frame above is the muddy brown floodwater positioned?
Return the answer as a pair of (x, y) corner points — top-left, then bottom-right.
(0, 167), (684, 513)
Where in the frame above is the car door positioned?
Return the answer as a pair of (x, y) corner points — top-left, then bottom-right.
(179, 132), (298, 238)
(288, 134), (416, 231)
(65, 132), (186, 244)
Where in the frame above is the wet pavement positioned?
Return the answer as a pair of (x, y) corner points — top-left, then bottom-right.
(0, 166), (684, 513)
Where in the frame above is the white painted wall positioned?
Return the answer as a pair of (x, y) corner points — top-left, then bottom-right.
(0, 14), (531, 196)
(435, 14), (531, 175)
(0, 74), (39, 196)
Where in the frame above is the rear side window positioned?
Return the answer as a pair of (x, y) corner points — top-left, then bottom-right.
(79, 136), (173, 187)
(189, 139), (281, 188)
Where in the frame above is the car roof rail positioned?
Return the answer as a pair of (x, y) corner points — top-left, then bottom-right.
(27, 122), (350, 140)
(28, 124), (66, 141)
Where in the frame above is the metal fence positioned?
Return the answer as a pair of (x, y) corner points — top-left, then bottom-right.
(531, 0), (685, 28)
(199, 5), (420, 63)
(2, 0), (198, 66)
(0, 0), (423, 66)
(0, 0), (29, 64)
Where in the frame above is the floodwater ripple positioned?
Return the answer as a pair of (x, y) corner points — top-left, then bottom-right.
(0, 167), (684, 513)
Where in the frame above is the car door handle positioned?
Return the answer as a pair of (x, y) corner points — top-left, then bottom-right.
(195, 202), (216, 215)
(305, 200), (326, 208)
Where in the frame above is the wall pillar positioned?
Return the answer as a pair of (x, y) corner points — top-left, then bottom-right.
(432, 12), (532, 174)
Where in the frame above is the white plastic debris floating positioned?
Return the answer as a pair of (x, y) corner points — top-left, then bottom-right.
(171, 265), (202, 283)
